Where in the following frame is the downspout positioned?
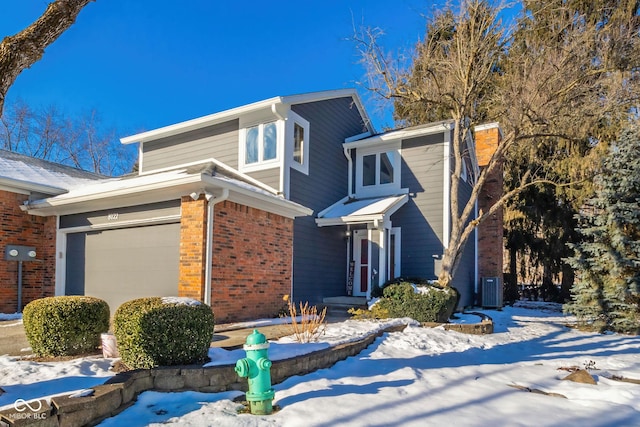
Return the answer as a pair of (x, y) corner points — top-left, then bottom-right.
(343, 147), (353, 197)
(204, 189), (229, 306)
(474, 199), (479, 304)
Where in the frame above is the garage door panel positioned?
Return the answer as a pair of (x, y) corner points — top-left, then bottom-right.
(66, 223), (180, 313)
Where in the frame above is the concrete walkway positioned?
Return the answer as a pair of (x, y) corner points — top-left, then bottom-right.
(0, 314), (350, 357)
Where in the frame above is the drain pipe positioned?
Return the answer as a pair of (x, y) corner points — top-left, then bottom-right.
(204, 189), (229, 306)
(343, 147), (353, 197)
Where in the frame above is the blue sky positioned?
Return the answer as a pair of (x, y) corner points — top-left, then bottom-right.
(1, 1), (449, 139)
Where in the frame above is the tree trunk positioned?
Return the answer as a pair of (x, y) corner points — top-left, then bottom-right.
(0, 0), (94, 115)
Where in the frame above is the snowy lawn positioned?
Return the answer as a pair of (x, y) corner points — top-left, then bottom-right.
(2, 302), (640, 426)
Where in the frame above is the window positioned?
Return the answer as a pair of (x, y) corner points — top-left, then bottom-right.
(355, 146), (401, 197)
(380, 151), (394, 184)
(244, 121), (278, 165)
(293, 123), (304, 164)
(363, 154), (376, 186)
(288, 111), (310, 175)
(362, 151), (395, 187)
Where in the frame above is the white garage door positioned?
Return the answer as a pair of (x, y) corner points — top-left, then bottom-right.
(65, 222), (180, 314)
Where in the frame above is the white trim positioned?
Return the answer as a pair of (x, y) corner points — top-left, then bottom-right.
(121, 88), (374, 145)
(138, 142), (144, 173)
(353, 229), (369, 297)
(354, 142), (402, 198)
(378, 227), (386, 289)
(344, 147), (354, 197)
(473, 122), (501, 133)
(390, 227), (401, 279)
(121, 96), (283, 144)
(138, 158), (279, 195)
(443, 129), (451, 248)
(343, 121), (453, 150)
(288, 111), (310, 175)
(238, 120), (282, 173)
(474, 199), (479, 297)
(344, 131), (372, 143)
(204, 189), (229, 307)
(315, 193), (408, 227)
(55, 216), (65, 297)
(0, 178), (66, 196)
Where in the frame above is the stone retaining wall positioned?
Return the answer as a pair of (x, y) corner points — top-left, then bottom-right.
(0, 324), (406, 427)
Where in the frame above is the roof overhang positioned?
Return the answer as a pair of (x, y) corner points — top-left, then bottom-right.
(316, 194), (408, 227)
(121, 88), (373, 145)
(0, 177), (67, 196)
(21, 168), (312, 219)
(343, 120), (453, 149)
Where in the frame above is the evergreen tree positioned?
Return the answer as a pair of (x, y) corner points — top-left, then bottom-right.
(566, 127), (640, 333)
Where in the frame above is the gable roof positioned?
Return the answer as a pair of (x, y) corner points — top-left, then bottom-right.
(0, 149), (104, 195)
(120, 89), (374, 145)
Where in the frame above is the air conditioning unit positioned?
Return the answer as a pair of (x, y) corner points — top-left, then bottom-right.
(482, 277), (503, 308)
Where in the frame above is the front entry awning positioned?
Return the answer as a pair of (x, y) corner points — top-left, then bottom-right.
(315, 194), (408, 227)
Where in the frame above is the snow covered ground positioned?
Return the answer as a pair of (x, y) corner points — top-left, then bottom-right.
(2, 302), (640, 426)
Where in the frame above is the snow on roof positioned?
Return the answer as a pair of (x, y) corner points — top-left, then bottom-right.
(316, 194), (409, 226)
(23, 161), (312, 218)
(0, 149), (104, 194)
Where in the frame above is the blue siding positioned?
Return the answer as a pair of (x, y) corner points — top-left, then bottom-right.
(289, 97), (369, 303)
(392, 133), (446, 280)
(452, 178), (477, 308)
(141, 119), (239, 172)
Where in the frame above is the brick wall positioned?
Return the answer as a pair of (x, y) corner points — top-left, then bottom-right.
(178, 196), (208, 300)
(178, 198), (294, 323)
(211, 201), (293, 323)
(474, 126), (504, 282)
(0, 190), (56, 313)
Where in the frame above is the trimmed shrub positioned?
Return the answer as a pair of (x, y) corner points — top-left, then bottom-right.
(376, 282), (459, 323)
(113, 297), (215, 369)
(373, 276), (435, 298)
(23, 296), (110, 357)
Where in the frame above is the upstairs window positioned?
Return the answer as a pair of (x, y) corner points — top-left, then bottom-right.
(356, 146), (401, 197)
(362, 151), (395, 186)
(293, 123), (304, 164)
(288, 111), (310, 175)
(245, 121), (278, 165)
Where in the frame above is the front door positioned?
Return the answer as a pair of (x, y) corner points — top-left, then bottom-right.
(353, 229), (369, 297)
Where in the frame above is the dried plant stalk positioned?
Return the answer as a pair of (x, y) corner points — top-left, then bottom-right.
(283, 295), (327, 343)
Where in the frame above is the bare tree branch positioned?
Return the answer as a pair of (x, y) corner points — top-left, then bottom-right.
(0, 0), (94, 115)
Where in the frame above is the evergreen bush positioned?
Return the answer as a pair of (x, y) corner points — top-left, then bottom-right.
(113, 297), (215, 369)
(565, 127), (640, 334)
(375, 282), (459, 323)
(23, 296), (110, 357)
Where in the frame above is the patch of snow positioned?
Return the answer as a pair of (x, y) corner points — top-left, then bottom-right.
(0, 356), (115, 411)
(160, 297), (201, 306)
(104, 306), (640, 426)
(1, 306), (640, 426)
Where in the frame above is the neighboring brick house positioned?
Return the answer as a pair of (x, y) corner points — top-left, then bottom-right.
(2, 89), (504, 319)
(0, 151), (102, 313)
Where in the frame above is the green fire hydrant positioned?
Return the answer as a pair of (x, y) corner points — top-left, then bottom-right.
(235, 329), (275, 415)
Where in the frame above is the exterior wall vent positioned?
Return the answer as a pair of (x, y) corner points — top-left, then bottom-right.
(481, 277), (503, 308)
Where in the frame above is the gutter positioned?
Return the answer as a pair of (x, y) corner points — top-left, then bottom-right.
(203, 189), (229, 306)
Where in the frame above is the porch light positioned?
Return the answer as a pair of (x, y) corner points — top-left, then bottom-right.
(345, 230), (351, 238)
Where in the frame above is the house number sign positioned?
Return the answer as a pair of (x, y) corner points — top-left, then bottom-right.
(107, 213), (119, 221)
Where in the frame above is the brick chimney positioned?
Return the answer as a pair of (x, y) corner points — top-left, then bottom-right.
(474, 123), (504, 288)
